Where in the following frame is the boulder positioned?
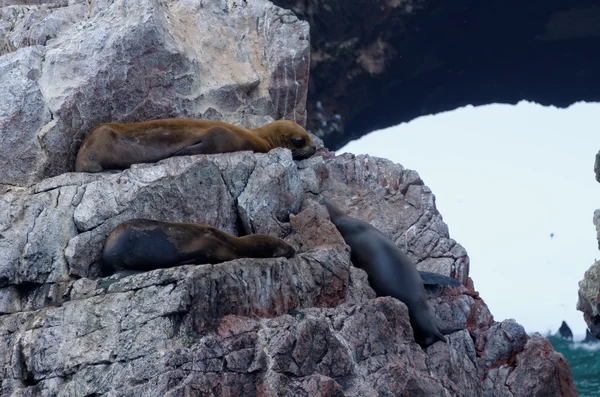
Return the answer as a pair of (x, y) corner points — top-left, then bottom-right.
(0, 0), (309, 186)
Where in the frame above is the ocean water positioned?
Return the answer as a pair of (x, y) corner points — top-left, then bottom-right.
(547, 335), (600, 397)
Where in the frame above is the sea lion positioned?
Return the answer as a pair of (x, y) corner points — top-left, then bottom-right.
(557, 321), (574, 340)
(75, 119), (316, 172)
(102, 219), (296, 276)
(419, 271), (462, 287)
(323, 197), (458, 347)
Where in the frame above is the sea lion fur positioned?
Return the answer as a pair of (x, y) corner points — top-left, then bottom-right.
(323, 197), (458, 347)
(102, 219), (296, 276)
(76, 119), (316, 172)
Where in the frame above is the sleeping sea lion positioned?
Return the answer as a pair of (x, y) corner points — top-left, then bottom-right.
(76, 119), (316, 172)
(102, 219), (296, 276)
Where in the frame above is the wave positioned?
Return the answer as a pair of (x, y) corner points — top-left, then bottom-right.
(546, 334), (600, 397)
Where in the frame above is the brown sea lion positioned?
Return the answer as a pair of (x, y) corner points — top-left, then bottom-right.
(75, 119), (317, 172)
(101, 219), (296, 276)
(322, 197), (461, 347)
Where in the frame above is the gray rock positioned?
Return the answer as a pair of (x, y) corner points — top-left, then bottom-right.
(0, 0), (310, 186)
(595, 150), (600, 183)
(577, 152), (600, 339)
(484, 333), (577, 397)
(595, 209), (600, 250)
(0, 0), (577, 394)
(0, 149), (577, 397)
(577, 260), (600, 339)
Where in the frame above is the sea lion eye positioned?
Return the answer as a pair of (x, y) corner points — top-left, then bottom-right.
(290, 137), (305, 148)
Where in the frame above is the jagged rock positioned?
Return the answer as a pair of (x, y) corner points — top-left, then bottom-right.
(594, 209), (600, 250)
(0, 0), (310, 186)
(0, 149), (465, 302)
(577, 260), (600, 339)
(483, 333), (577, 396)
(0, 147), (577, 396)
(576, 150), (600, 342)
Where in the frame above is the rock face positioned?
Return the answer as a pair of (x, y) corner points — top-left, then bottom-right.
(271, 0), (600, 149)
(577, 151), (600, 339)
(595, 150), (600, 184)
(0, 0), (309, 186)
(595, 209), (600, 251)
(0, 150), (577, 396)
(0, 0), (577, 396)
(578, 260), (600, 338)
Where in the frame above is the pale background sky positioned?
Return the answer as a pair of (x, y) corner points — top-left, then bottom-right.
(339, 100), (599, 336)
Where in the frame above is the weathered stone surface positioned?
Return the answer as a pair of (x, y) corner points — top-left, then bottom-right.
(483, 333), (578, 397)
(577, 151), (600, 340)
(313, 153), (470, 285)
(0, 0), (310, 186)
(0, 146), (576, 396)
(0, 2), (85, 54)
(577, 260), (600, 339)
(594, 208), (600, 250)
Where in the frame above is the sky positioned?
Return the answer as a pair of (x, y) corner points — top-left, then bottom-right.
(338, 100), (600, 336)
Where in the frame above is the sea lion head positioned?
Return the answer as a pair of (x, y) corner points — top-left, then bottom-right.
(75, 137), (104, 173)
(259, 120), (317, 160)
(242, 234), (296, 259)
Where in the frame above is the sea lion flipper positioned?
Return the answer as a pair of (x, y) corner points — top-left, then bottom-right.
(440, 327), (464, 336)
(419, 271), (462, 287)
(171, 140), (207, 157)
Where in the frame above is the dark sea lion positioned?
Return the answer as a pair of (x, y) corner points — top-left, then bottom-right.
(323, 197), (458, 347)
(102, 219), (296, 276)
(557, 321), (574, 340)
(75, 119), (317, 172)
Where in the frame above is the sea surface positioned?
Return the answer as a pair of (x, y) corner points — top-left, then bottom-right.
(547, 334), (600, 397)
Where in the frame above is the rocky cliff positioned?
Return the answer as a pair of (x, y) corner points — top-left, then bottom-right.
(0, 0), (577, 396)
(577, 152), (600, 340)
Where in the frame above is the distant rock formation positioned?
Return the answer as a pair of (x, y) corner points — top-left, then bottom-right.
(558, 321), (574, 340)
(583, 329), (600, 344)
